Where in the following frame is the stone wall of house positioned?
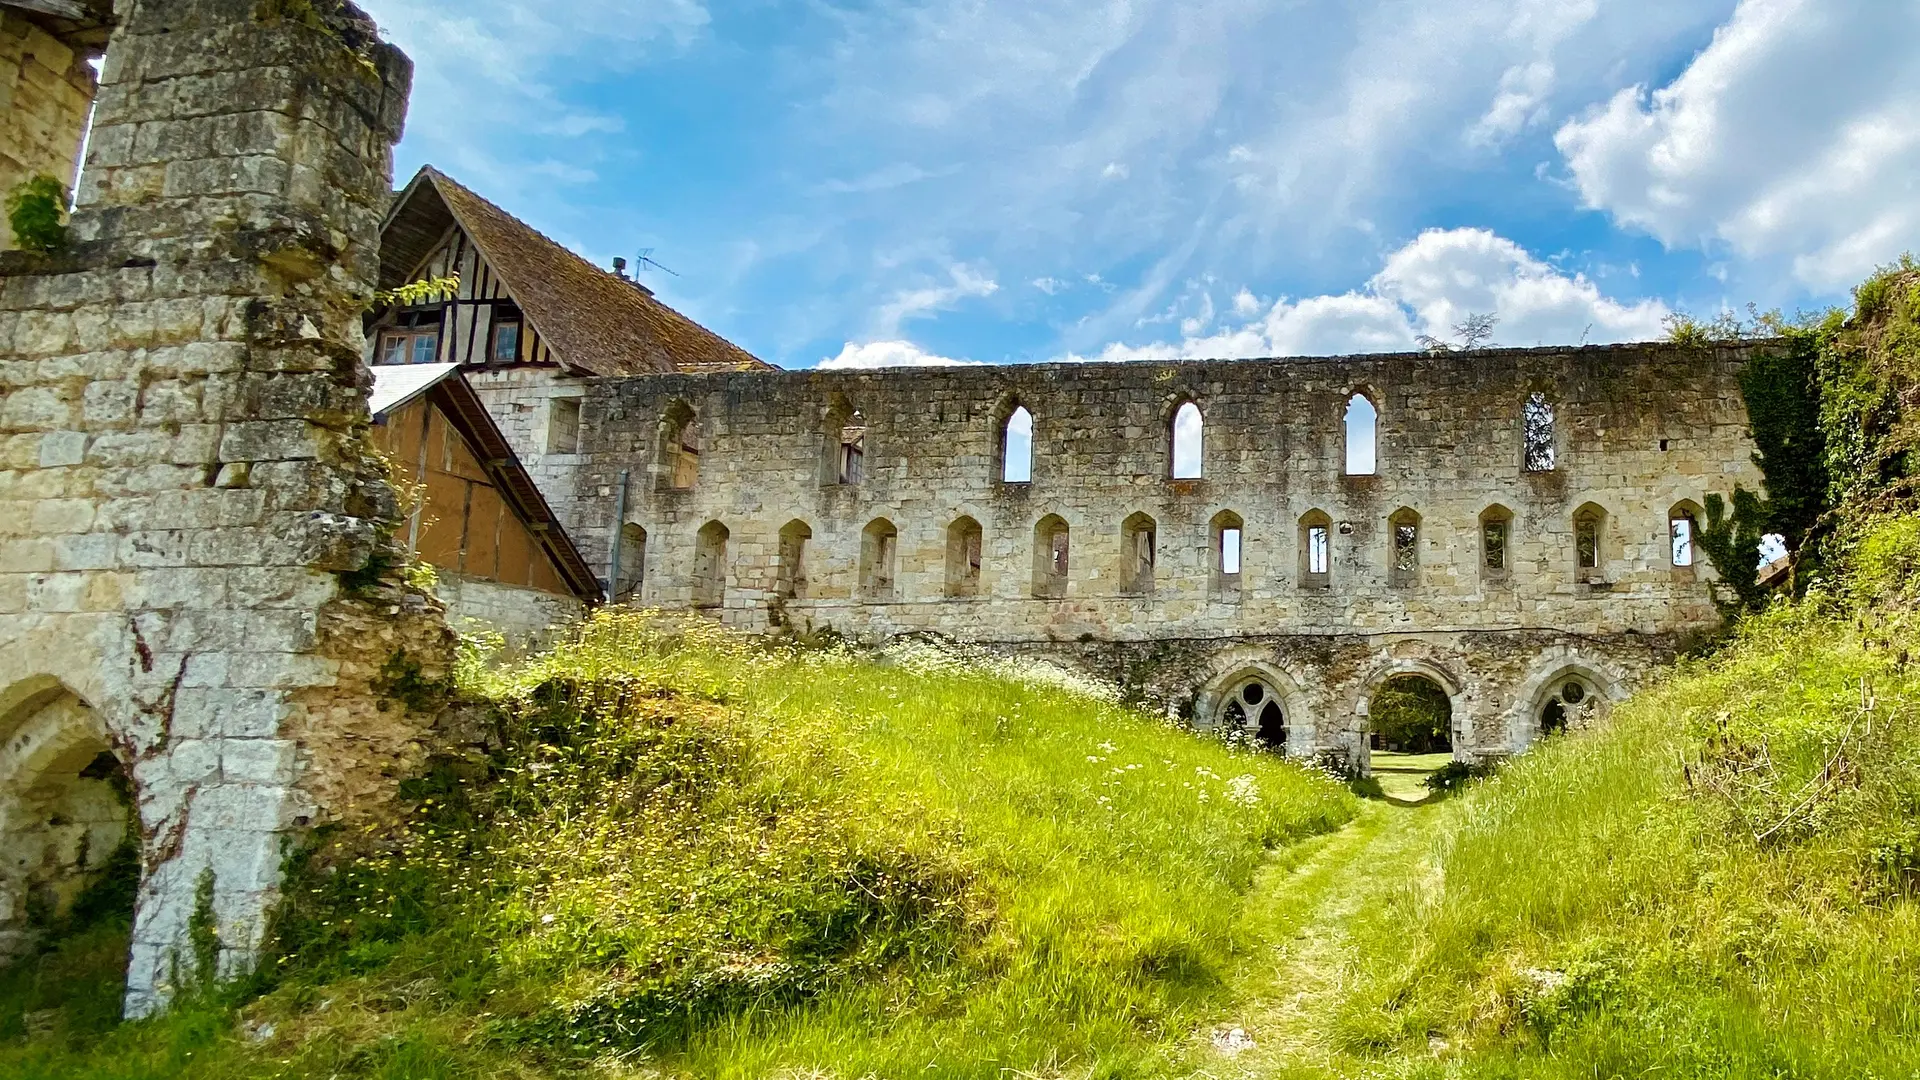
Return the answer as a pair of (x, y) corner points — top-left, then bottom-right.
(0, 0), (450, 1015)
(437, 572), (582, 654)
(555, 345), (1764, 762)
(0, 8), (99, 249)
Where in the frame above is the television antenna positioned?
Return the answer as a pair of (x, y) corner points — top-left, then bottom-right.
(635, 248), (679, 277)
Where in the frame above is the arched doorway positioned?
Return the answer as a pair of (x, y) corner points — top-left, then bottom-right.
(1221, 676), (1288, 753)
(1367, 673), (1453, 755)
(0, 681), (137, 966)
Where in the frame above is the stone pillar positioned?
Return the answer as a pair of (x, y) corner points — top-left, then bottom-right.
(0, 0), (453, 1016)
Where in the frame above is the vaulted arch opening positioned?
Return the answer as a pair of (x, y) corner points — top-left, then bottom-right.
(658, 400), (701, 492)
(777, 520), (812, 600)
(946, 516), (983, 597)
(1367, 673), (1453, 755)
(0, 681), (137, 969)
(1000, 403), (1033, 484)
(1033, 515), (1070, 599)
(860, 518), (899, 600)
(693, 521), (728, 608)
(1344, 392), (1378, 476)
(1221, 677), (1289, 753)
(1120, 512), (1157, 595)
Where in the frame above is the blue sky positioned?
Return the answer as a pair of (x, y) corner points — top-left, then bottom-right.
(358, 0), (1920, 370)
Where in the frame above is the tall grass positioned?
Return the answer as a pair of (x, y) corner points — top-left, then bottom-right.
(0, 612), (1355, 1079)
(1332, 519), (1920, 1077)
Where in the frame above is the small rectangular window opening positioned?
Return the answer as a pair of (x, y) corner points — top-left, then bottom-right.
(1671, 516), (1695, 567)
(547, 398), (581, 454)
(1483, 519), (1508, 571)
(1051, 531), (1070, 576)
(1220, 527), (1242, 575)
(874, 533), (895, 593)
(1309, 526), (1330, 576)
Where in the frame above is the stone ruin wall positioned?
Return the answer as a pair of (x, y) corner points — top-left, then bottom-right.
(0, 0), (453, 1014)
(0, 6), (99, 250)
(554, 346), (1764, 761)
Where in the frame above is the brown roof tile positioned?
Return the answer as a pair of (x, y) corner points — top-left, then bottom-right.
(382, 167), (769, 376)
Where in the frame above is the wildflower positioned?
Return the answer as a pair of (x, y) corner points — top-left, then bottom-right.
(1225, 775), (1260, 807)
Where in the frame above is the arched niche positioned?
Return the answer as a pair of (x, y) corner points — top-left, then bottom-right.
(0, 679), (135, 964)
(1511, 651), (1630, 750)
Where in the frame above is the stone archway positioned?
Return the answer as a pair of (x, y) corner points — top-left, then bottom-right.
(1512, 654), (1629, 749)
(1195, 657), (1314, 757)
(1351, 660), (1468, 776)
(0, 678), (136, 965)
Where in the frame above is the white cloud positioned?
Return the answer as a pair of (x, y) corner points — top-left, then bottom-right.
(1555, 0), (1920, 290)
(1468, 60), (1556, 147)
(1101, 162), (1130, 180)
(872, 264), (1000, 335)
(818, 340), (982, 369)
(1231, 288), (1262, 316)
(1063, 227), (1667, 362)
(1032, 276), (1070, 295)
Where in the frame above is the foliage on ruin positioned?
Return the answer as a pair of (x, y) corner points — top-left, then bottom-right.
(0, 611), (1353, 1075)
(1690, 258), (1920, 612)
(6, 175), (68, 254)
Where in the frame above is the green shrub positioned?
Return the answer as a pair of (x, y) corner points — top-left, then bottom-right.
(6, 174), (68, 253)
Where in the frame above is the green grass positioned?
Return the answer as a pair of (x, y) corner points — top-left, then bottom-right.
(0, 613), (1355, 1079)
(1320, 544), (1920, 1077)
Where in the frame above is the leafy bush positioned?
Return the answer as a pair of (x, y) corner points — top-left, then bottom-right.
(6, 175), (68, 253)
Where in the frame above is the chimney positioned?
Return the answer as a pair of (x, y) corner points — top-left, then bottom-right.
(612, 256), (628, 279)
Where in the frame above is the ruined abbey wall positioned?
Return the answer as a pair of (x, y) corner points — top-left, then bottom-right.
(555, 345), (1764, 761)
(0, 0), (449, 1014)
(0, 7), (98, 250)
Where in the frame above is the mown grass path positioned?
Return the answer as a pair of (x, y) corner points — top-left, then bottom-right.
(1203, 799), (1447, 1077)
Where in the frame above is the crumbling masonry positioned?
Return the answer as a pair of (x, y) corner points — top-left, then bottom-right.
(550, 348), (1764, 764)
(0, 0), (451, 1014)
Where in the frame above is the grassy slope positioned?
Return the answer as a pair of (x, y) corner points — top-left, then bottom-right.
(1317, 529), (1920, 1078)
(0, 615), (1355, 1079)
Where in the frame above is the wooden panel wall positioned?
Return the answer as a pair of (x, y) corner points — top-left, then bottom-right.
(371, 397), (573, 596)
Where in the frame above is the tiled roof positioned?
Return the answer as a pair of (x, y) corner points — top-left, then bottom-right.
(380, 167), (769, 377)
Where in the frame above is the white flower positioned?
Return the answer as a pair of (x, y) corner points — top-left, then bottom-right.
(540, 913), (556, 924)
(1225, 774), (1261, 807)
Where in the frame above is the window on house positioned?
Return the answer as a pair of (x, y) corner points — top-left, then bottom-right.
(1574, 504), (1606, 577)
(547, 398), (581, 454)
(1033, 515), (1070, 598)
(946, 516), (983, 597)
(1345, 393), (1377, 475)
(777, 520), (812, 600)
(860, 518), (898, 599)
(1301, 511), (1332, 588)
(821, 398), (865, 486)
(1002, 405), (1033, 483)
(1480, 507), (1512, 575)
(693, 521), (728, 607)
(1390, 508), (1420, 586)
(615, 523), (646, 601)
(1523, 391), (1556, 471)
(1171, 401), (1203, 479)
(489, 318), (521, 364)
(1122, 512), (1157, 594)
(1669, 505), (1698, 567)
(378, 327), (440, 366)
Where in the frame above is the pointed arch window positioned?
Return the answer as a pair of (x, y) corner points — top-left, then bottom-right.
(615, 523), (647, 601)
(860, 518), (898, 599)
(1573, 503), (1607, 580)
(1121, 512), (1157, 595)
(1171, 401), (1203, 479)
(1669, 502), (1700, 568)
(1389, 507), (1421, 586)
(1479, 505), (1512, 578)
(1002, 405), (1033, 483)
(692, 521), (728, 607)
(1523, 392), (1556, 472)
(946, 517), (983, 597)
(1344, 393), (1377, 476)
(822, 397), (865, 485)
(659, 401), (700, 491)
(1211, 510), (1245, 598)
(1300, 510), (1332, 589)
(777, 520), (812, 600)
(1033, 515), (1070, 598)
